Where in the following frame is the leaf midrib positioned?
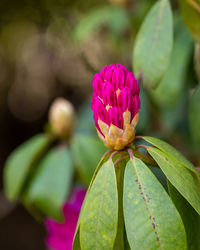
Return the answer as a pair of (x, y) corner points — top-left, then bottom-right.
(132, 159), (163, 250)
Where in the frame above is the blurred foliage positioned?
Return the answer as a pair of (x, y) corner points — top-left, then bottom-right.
(1, 1), (200, 248)
(178, 0), (200, 43)
(189, 85), (200, 147)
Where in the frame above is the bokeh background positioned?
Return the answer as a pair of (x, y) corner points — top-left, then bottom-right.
(0, 0), (199, 249)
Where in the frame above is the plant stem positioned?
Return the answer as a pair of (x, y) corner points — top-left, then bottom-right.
(102, 149), (114, 161)
(109, 151), (120, 161)
(127, 148), (134, 159)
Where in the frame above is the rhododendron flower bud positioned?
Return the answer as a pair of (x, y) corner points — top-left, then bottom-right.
(49, 98), (75, 139)
(92, 64), (140, 150)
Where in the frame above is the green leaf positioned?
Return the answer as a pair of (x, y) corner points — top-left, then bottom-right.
(151, 18), (193, 107)
(178, 0), (200, 43)
(123, 157), (187, 250)
(148, 147), (200, 215)
(24, 145), (73, 221)
(136, 86), (150, 132)
(133, 0), (173, 88)
(168, 181), (200, 250)
(194, 43), (200, 82)
(73, 6), (129, 42)
(80, 160), (118, 250)
(73, 228), (81, 250)
(73, 151), (112, 249)
(4, 134), (51, 201)
(142, 136), (197, 174)
(158, 90), (187, 135)
(114, 159), (127, 250)
(189, 84), (200, 146)
(71, 133), (106, 185)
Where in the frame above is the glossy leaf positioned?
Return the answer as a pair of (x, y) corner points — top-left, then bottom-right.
(189, 84), (200, 146)
(24, 145), (73, 221)
(71, 133), (106, 185)
(73, 151), (113, 249)
(123, 157), (187, 250)
(148, 147), (200, 215)
(178, 0), (200, 43)
(142, 136), (198, 174)
(133, 0), (173, 88)
(168, 181), (200, 250)
(80, 160), (118, 250)
(4, 134), (51, 201)
(151, 19), (193, 107)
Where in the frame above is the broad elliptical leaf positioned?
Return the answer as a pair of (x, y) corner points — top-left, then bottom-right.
(168, 181), (200, 250)
(123, 157), (187, 250)
(79, 160), (118, 250)
(133, 0), (173, 88)
(148, 147), (200, 215)
(4, 134), (51, 201)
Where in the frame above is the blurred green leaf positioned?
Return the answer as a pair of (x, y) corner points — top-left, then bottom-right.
(71, 133), (106, 185)
(158, 90), (187, 136)
(24, 145), (73, 221)
(80, 160), (118, 249)
(194, 43), (200, 81)
(178, 0), (200, 43)
(133, 0), (173, 88)
(148, 147), (200, 215)
(137, 86), (150, 132)
(73, 6), (129, 42)
(189, 84), (200, 146)
(168, 181), (200, 250)
(75, 98), (95, 133)
(4, 134), (51, 201)
(151, 19), (193, 107)
(123, 157), (187, 250)
(142, 136), (197, 174)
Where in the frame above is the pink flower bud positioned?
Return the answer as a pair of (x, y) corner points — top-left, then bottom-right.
(91, 64), (140, 150)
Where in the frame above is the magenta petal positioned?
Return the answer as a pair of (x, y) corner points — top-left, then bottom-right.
(125, 72), (140, 95)
(92, 96), (106, 135)
(108, 107), (123, 129)
(100, 65), (108, 78)
(118, 88), (132, 113)
(131, 95), (140, 121)
(125, 72), (134, 92)
(103, 64), (116, 82)
(92, 73), (104, 97)
(66, 188), (86, 209)
(46, 235), (73, 250)
(112, 68), (126, 90)
(93, 97), (109, 125)
(102, 82), (117, 107)
(117, 63), (128, 75)
(91, 94), (96, 111)
(134, 79), (140, 95)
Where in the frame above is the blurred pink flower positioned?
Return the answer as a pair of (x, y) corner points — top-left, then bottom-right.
(45, 187), (86, 250)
